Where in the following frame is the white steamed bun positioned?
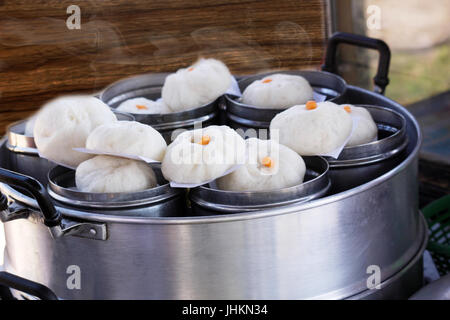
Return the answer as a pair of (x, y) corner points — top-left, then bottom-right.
(216, 138), (306, 191)
(116, 97), (171, 114)
(33, 95), (117, 167)
(162, 58), (232, 112)
(341, 105), (378, 147)
(76, 155), (157, 193)
(161, 125), (245, 184)
(241, 73), (314, 109)
(86, 121), (167, 161)
(270, 101), (352, 155)
(24, 115), (37, 136)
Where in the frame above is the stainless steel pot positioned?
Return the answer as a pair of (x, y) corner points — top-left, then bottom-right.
(0, 84), (426, 300)
(224, 70), (347, 135)
(328, 105), (409, 193)
(190, 156), (330, 215)
(4, 110), (134, 186)
(0, 34), (423, 300)
(100, 73), (220, 143)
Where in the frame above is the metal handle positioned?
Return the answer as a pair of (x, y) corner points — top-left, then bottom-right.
(322, 32), (391, 94)
(0, 168), (61, 227)
(0, 168), (108, 240)
(0, 271), (58, 300)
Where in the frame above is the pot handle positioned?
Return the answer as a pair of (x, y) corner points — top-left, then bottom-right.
(0, 168), (61, 227)
(0, 271), (58, 300)
(322, 32), (391, 95)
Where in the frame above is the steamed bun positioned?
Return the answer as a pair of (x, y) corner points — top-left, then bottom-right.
(217, 138), (306, 191)
(34, 95), (117, 167)
(270, 101), (352, 155)
(76, 155), (157, 193)
(242, 73), (314, 109)
(116, 97), (171, 114)
(24, 115), (37, 136)
(341, 105), (378, 147)
(86, 121), (167, 161)
(161, 125), (245, 184)
(162, 58), (232, 112)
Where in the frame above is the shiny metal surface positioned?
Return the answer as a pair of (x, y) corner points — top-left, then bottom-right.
(329, 105), (407, 167)
(349, 221), (427, 300)
(47, 165), (183, 211)
(4, 121), (54, 185)
(190, 156), (330, 215)
(0, 86), (425, 299)
(7, 121), (37, 152)
(225, 70), (347, 131)
(328, 105), (409, 193)
(100, 73), (219, 143)
(410, 274), (450, 300)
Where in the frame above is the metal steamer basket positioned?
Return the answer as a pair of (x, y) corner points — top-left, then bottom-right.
(0, 33), (426, 300)
(4, 121), (54, 186)
(3, 110), (134, 186)
(329, 105), (409, 193)
(100, 73), (220, 143)
(47, 165), (185, 217)
(190, 156), (330, 216)
(225, 32), (391, 137)
(224, 70), (347, 134)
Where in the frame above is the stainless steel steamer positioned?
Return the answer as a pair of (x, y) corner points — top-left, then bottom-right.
(46, 165), (185, 217)
(0, 84), (426, 299)
(328, 105), (409, 193)
(224, 70), (347, 133)
(4, 110), (134, 186)
(100, 73), (220, 143)
(190, 156), (330, 215)
(0, 34), (425, 300)
(224, 32), (392, 137)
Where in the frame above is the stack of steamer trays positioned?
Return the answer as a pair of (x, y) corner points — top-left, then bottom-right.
(0, 35), (427, 300)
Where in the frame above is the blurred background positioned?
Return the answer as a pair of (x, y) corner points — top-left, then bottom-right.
(331, 0), (449, 105)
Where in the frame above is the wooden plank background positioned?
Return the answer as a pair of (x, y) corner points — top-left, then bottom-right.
(0, 0), (328, 133)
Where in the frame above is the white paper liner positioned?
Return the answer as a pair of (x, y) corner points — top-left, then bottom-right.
(225, 76), (242, 97)
(37, 151), (77, 170)
(318, 115), (360, 159)
(169, 146), (248, 188)
(72, 148), (160, 164)
(169, 162), (243, 189)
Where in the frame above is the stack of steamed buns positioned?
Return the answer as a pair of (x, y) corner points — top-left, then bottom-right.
(27, 58), (378, 194)
(32, 95), (166, 193)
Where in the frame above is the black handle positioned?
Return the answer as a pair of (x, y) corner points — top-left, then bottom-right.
(0, 168), (60, 227)
(0, 272), (58, 300)
(322, 32), (391, 94)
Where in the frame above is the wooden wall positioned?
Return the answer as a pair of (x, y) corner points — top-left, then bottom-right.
(0, 0), (328, 133)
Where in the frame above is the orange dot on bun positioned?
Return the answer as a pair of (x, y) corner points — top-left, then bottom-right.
(199, 135), (211, 145)
(261, 156), (273, 168)
(305, 101), (317, 110)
